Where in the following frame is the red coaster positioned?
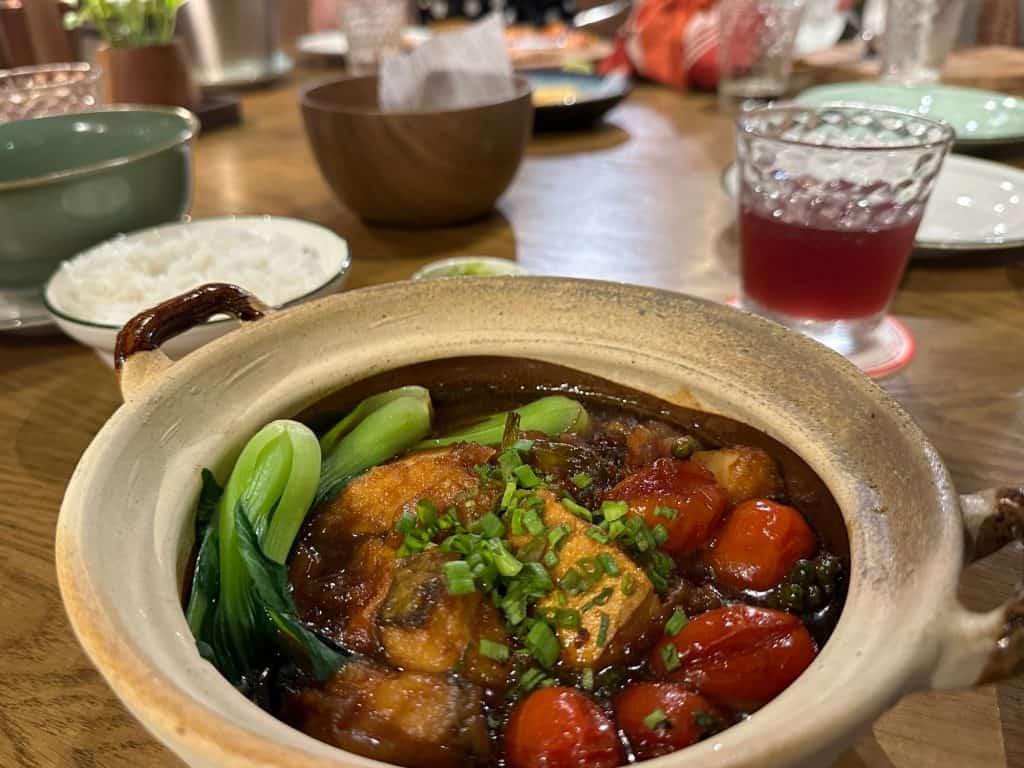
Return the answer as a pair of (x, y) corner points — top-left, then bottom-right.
(724, 298), (916, 379)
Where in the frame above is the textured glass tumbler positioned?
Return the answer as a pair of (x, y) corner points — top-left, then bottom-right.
(881, 0), (966, 84)
(718, 0), (806, 111)
(337, 0), (408, 74)
(0, 63), (102, 124)
(735, 106), (954, 356)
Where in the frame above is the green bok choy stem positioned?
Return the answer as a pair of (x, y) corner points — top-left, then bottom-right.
(416, 395), (590, 449)
(315, 388), (433, 505)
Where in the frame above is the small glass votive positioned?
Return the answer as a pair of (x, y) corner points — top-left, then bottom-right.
(717, 0), (806, 111)
(0, 63), (103, 124)
(734, 105), (954, 357)
(337, 0), (409, 74)
(881, 0), (966, 84)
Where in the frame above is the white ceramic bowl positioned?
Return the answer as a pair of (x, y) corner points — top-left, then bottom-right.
(412, 256), (528, 280)
(44, 216), (351, 364)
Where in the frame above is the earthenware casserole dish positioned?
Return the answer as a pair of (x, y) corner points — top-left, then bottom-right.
(56, 278), (1024, 768)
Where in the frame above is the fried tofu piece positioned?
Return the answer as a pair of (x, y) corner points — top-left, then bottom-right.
(512, 492), (658, 668)
(377, 549), (511, 686)
(693, 446), (783, 506)
(317, 444), (496, 540)
(284, 660), (490, 768)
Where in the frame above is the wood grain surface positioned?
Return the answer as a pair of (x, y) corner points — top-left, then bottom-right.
(2, 68), (1024, 768)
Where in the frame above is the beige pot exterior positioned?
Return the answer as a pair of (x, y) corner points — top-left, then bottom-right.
(56, 278), (1019, 768)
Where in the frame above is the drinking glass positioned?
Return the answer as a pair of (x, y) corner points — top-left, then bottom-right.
(734, 105), (954, 356)
(337, 0), (409, 74)
(881, 0), (966, 84)
(0, 63), (102, 124)
(717, 0), (806, 111)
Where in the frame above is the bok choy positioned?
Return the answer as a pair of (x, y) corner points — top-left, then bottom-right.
(416, 395), (590, 449)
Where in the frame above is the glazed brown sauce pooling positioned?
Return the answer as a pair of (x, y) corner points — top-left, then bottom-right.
(267, 358), (848, 768)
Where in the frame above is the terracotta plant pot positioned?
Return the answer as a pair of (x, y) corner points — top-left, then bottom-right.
(96, 39), (199, 110)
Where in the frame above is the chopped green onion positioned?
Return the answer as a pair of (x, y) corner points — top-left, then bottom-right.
(652, 524), (670, 547)
(479, 638), (510, 662)
(660, 642), (681, 672)
(562, 496), (592, 522)
(416, 499), (438, 528)
(511, 438), (535, 454)
(542, 550), (559, 568)
(523, 507), (546, 537)
(654, 506), (678, 520)
(607, 520), (626, 539)
(576, 557), (603, 581)
(596, 612), (610, 647)
(476, 512), (505, 539)
(514, 464), (542, 489)
(443, 560), (475, 595)
(586, 526), (610, 544)
(643, 708), (669, 731)
(621, 571), (636, 596)
(525, 621), (561, 668)
(581, 587), (614, 613)
(555, 608), (582, 629)
(556, 590), (568, 607)
(597, 552), (620, 577)
(572, 472), (593, 489)
(547, 524), (570, 550)
(473, 463), (493, 481)
(489, 540), (523, 577)
(559, 568), (588, 596)
(665, 608), (689, 636)
(517, 667), (550, 694)
(518, 535), (547, 563)
(600, 500), (629, 522)
(581, 667), (594, 691)
(501, 480), (517, 512)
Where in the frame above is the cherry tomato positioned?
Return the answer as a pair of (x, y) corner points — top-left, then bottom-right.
(505, 687), (623, 768)
(706, 499), (817, 592)
(650, 605), (816, 711)
(607, 458), (726, 555)
(615, 683), (723, 759)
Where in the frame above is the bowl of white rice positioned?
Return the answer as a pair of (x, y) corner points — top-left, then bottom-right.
(44, 216), (351, 363)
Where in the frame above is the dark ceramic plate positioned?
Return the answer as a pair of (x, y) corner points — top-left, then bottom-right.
(527, 70), (631, 131)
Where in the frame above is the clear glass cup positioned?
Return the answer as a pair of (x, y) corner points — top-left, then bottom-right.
(0, 63), (102, 124)
(337, 0), (409, 74)
(881, 0), (966, 84)
(717, 0), (806, 111)
(734, 105), (954, 356)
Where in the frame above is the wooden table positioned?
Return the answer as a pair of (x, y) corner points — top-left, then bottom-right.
(2, 72), (1023, 768)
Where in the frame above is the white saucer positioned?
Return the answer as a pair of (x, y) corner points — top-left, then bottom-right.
(721, 154), (1024, 253)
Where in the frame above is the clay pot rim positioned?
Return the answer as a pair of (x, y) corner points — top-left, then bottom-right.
(0, 104), (198, 193)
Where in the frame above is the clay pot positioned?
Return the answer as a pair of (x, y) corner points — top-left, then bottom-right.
(96, 39), (199, 110)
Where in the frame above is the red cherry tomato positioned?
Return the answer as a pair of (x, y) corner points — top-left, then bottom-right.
(651, 605), (816, 711)
(607, 458), (726, 555)
(706, 499), (817, 591)
(615, 683), (723, 760)
(505, 687), (623, 768)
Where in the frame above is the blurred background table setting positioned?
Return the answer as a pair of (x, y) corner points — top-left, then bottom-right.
(1, 0), (1023, 766)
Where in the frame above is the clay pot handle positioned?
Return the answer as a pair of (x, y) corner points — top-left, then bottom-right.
(115, 283), (271, 401)
(931, 487), (1024, 689)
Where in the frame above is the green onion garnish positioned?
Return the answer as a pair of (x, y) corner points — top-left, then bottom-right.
(597, 552), (619, 576)
(511, 438), (535, 454)
(572, 472), (593, 489)
(416, 499), (438, 527)
(489, 539), (523, 577)
(556, 608), (581, 629)
(562, 496), (592, 521)
(476, 511), (505, 539)
(581, 667), (594, 690)
(542, 550), (559, 568)
(523, 507), (546, 537)
(559, 567), (588, 595)
(479, 638), (510, 662)
(643, 708), (669, 731)
(665, 607), (689, 636)
(501, 480), (517, 511)
(514, 464), (542, 489)
(444, 560), (475, 595)
(600, 500), (629, 522)
(596, 612), (610, 647)
(526, 621), (560, 668)
(621, 571), (636, 596)
(660, 642), (681, 672)
(654, 505), (678, 520)
(547, 524), (570, 550)
(576, 557), (602, 580)
(586, 526), (610, 544)
(581, 587), (614, 613)
(651, 524), (670, 547)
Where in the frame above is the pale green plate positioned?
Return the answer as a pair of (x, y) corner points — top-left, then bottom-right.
(796, 82), (1024, 146)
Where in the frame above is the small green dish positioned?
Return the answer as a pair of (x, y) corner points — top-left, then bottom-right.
(0, 106), (197, 331)
(796, 82), (1024, 147)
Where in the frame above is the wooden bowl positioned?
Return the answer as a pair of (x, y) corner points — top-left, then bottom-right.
(300, 73), (533, 228)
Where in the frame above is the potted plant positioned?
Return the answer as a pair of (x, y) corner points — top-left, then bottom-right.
(63, 0), (198, 109)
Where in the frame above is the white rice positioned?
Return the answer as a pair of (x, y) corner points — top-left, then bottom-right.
(49, 219), (346, 326)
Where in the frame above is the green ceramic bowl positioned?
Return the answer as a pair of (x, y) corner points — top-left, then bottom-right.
(0, 106), (197, 301)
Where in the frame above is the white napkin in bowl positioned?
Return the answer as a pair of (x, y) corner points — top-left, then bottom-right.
(379, 12), (516, 112)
